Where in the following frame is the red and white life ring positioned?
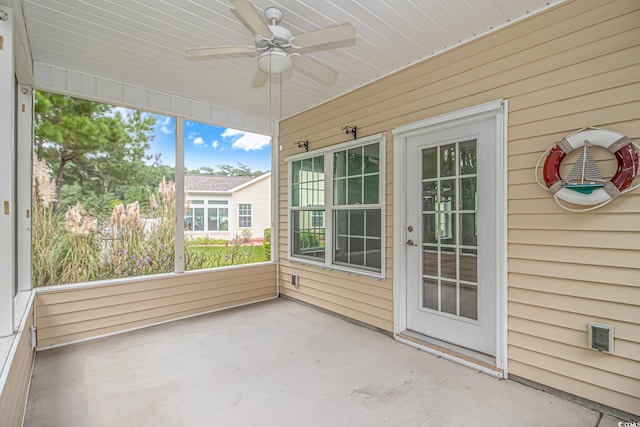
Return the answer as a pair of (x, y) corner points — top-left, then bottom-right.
(541, 128), (638, 206)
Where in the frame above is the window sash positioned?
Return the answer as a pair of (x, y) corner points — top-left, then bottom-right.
(238, 204), (252, 228)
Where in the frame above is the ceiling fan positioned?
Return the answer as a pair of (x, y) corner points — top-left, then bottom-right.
(186, 0), (356, 86)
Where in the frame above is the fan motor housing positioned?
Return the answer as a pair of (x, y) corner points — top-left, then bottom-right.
(268, 25), (292, 48)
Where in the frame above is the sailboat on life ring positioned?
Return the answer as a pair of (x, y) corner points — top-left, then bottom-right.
(562, 141), (605, 194)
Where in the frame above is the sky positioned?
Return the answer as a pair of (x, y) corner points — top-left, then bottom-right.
(148, 115), (272, 173)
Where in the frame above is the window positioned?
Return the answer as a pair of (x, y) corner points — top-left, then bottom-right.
(207, 201), (229, 231)
(288, 134), (384, 275)
(185, 199), (229, 232)
(238, 204), (252, 228)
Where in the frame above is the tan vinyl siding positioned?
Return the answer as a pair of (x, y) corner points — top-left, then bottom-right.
(35, 263), (276, 348)
(232, 175), (271, 240)
(0, 299), (35, 427)
(278, 0), (640, 415)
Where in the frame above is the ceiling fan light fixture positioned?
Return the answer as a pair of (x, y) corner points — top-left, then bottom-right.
(257, 49), (292, 74)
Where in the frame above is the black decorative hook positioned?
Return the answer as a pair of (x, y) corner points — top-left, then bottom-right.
(342, 125), (357, 140)
(294, 140), (309, 152)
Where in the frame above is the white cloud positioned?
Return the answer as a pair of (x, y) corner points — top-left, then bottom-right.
(193, 137), (205, 146)
(212, 140), (219, 149)
(221, 128), (243, 138)
(223, 129), (271, 152)
(159, 116), (173, 135)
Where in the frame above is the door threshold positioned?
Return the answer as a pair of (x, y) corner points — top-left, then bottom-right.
(397, 330), (502, 378)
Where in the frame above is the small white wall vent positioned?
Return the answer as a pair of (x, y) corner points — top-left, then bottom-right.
(588, 321), (614, 354)
(291, 273), (299, 287)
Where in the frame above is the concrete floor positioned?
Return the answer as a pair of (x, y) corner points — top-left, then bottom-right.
(25, 299), (610, 427)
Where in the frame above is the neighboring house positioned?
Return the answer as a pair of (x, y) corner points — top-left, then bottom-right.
(184, 173), (271, 241)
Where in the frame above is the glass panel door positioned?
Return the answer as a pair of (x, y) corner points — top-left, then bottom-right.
(405, 116), (498, 357)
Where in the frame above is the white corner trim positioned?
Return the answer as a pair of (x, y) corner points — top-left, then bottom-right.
(393, 128), (407, 334)
(500, 99), (509, 378)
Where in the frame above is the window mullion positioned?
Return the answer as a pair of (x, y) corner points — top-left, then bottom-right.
(325, 152), (333, 268)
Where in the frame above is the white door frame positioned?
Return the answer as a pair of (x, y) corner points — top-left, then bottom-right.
(392, 100), (508, 378)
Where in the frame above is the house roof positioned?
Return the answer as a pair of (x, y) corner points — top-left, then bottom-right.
(184, 174), (265, 192)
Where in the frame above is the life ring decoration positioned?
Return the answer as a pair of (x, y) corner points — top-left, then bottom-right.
(535, 127), (639, 212)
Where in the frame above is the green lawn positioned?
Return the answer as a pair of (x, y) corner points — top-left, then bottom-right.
(186, 244), (268, 269)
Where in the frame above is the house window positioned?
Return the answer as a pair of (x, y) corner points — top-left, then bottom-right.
(186, 200), (229, 232)
(207, 200), (229, 231)
(238, 204), (252, 228)
(288, 135), (384, 275)
(185, 200), (205, 231)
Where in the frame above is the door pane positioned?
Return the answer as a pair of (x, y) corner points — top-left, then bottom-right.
(440, 144), (456, 177)
(441, 281), (457, 315)
(440, 247), (456, 279)
(460, 178), (476, 211)
(419, 140), (479, 320)
(422, 181), (437, 211)
(422, 246), (438, 277)
(460, 248), (477, 282)
(423, 214), (437, 244)
(422, 147), (437, 179)
(422, 278), (438, 311)
(461, 213), (477, 246)
(459, 140), (477, 175)
(460, 284), (478, 320)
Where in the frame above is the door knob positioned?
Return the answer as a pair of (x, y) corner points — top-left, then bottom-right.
(406, 239), (417, 247)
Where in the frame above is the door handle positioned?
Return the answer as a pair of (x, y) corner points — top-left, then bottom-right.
(406, 239), (417, 247)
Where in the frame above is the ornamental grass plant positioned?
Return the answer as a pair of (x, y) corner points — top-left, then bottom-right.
(32, 166), (256, 287)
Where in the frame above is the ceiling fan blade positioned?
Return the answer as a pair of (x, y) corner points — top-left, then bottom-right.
(251, 69), (269, 88)
(229, 0), (273, 39)
(291, 24), (356, 49)
(292, 55), (338, 86)
(186, 45), (255, 58)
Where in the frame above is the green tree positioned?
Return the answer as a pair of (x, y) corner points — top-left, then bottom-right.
(187, 163), (265, 177)
(34, 91), (157, 212)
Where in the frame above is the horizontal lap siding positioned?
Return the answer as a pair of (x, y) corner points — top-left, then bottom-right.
(232, 175), (271, 239)
(0, 300), (35, 427)
(35, 263), (277, 348)
(278, 0), (640, 415)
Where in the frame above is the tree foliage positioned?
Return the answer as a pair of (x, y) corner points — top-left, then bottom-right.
(34, 91), (158, 214)
(187, 162), (265, 177)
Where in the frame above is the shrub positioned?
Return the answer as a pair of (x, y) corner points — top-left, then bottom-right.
(263, 228), (271, 261)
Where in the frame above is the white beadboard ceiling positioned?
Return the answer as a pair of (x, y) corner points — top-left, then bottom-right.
(20, 0), (564, 121)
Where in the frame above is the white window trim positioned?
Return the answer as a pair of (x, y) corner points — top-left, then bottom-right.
(185, 197), (231, 233)
(237, 203), (252, 228)
(286, 133), (386, 279)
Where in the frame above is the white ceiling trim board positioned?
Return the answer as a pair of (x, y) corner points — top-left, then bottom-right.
(33, 62), (278, 136)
